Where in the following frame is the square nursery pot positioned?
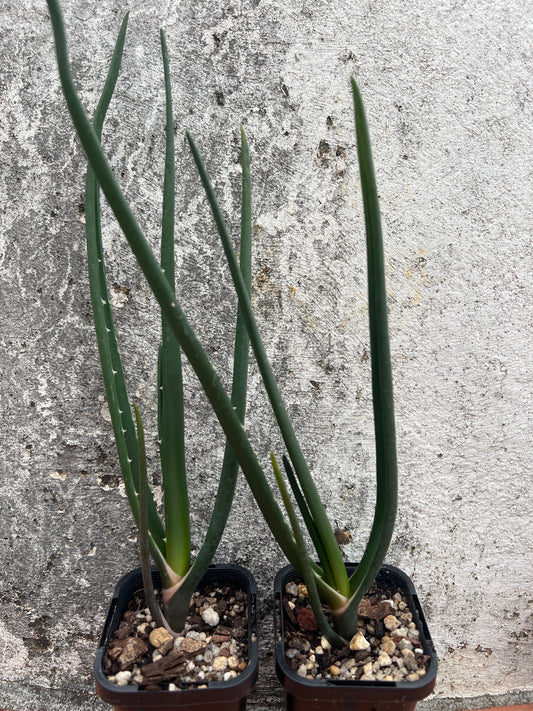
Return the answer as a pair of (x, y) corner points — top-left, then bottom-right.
(274, 563), (437, 711)
(95, 564), (258, 711)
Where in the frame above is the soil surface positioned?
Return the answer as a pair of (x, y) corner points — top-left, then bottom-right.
(103, 580), (249, 690)
(282, 579), (431, 682)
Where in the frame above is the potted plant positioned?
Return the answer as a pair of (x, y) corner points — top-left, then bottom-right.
(47, 0), (437, 706)
(274, 563), (437, 709)
(46, 3), (258, 708)
(264, 82), (439, 708)
(184, 79), (439, 708)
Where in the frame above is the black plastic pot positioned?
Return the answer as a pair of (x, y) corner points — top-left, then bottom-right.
(274, 563), (437, 711)
(95, 565), (258, 711)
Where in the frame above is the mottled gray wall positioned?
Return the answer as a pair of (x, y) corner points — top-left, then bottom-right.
(0, 0), (531, 709)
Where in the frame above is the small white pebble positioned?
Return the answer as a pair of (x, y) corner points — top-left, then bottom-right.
(168, 683), (177, 691)
(297, 664), (307, 677)
(349, 630), (371, 651)
(202, 607), (220, 627)
(398, 638), (414, 651)
(381, 639), (396, 654)
(114, 671), (131, 686)
(285, 581), (298, 596)
(377, 652), (392, 667)
(341, 658), (357, 672)
(212, 656), (228, 672)
(383, 615), (401, 631)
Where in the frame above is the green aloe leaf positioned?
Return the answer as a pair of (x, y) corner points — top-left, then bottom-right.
(282, 455), (335, 587)
(186, 131), (350, 599)
(83, 10), (166, 564)
(158, 29), (189, 578)
(164, 127), (253, 628)
(334, 79), (398, 639)
(271, 453), (346, 648)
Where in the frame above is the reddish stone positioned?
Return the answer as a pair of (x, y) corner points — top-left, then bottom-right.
(296, 607), (318, 632)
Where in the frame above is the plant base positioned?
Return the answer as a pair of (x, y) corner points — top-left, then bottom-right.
(274, 563), (437, 711)
(95, 565), (258, 710)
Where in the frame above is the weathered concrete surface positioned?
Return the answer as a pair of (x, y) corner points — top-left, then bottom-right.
(0, 0), (531, 709)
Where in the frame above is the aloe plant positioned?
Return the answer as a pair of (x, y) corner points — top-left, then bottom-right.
(47, 0), (397, 645)
(72, 9), (252, 633)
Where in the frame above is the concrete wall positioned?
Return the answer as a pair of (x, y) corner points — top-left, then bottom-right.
(1, 0), (531, 709)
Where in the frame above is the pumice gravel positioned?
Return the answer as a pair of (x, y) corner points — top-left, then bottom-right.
(103, 580), (249, 690)
(283, 581), (430, 683)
